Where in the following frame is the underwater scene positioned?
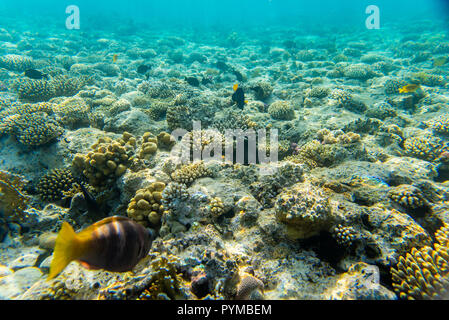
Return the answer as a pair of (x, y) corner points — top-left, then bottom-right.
(0, 0), (449, 301)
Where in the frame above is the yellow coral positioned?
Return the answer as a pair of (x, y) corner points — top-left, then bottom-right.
(391, 224), (449, 300)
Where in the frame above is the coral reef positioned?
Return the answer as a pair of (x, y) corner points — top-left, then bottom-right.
(0, 170), (30, 222)
(267, 100), (295, 120)
(275, 182), (335, 240)
(127, 181), (166, 227)
(391, 224), (449, 300)
(36, 168), (76, 202)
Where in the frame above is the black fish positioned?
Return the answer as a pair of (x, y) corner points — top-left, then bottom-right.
(78, 182), (105, 219)
(201, 77), (213, 85)
(232, 69), (244, 82)
(137, 65), (151, 74)
(232, 87), (246, 109)
(24, 69), (48, 80)
(215, 61), (229, 71)
(185, 76), (200, 87)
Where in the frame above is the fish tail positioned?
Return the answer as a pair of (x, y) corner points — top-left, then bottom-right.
(48, 222), (83, 280)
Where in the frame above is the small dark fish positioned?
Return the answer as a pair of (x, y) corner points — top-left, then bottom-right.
(78, 183), (105, 219)
(215, 61), (229, 71)
(185, 76), (200, 87)
(137, 64), (151, 74)
(232, 84), (246, 109)
(201, 76), (213, 85)
(48, 216), (153, 279)
(24, 69), (48, 80)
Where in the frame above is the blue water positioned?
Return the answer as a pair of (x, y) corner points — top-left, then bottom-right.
(0, 0), (447, 32)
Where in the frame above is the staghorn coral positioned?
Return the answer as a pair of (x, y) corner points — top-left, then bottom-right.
(36, 168), (77, 202)
(316, 128), (360, 145)
(249, 161), (304, 208)
(0, 54), (34, 71)
(284, 139), (342, 169)
(171, 161), (212, 185)
(403, 134), (445, 162)
(0, 170), (30, 222)
(388, 185), (428, 211)
(16, 79), (56, 102)
(146, 101), (168, 120)
(127, 181), (166, 227)
(267, 100), (295, 120)
(51, 75), (85, 97)
(412, 72), (445, 87)
(391, 224), (449, 300)
(72, 132), (136, 189)
(275, 182), (334, 240)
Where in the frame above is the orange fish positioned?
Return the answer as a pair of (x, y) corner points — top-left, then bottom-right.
(48, 216), (153, 280)
(112, 54), (118, 63)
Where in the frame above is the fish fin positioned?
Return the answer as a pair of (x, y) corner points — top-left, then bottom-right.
(47, 222), (83, 280)
(79, 261), (101, 270)
(233, 83), (239, 91)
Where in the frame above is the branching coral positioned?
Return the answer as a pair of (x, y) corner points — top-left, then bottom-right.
(388, 185), (428, 210)
(403, 134), (445, 162)
(0, 54), (34, 71)
(36, 168), (77, 202)
(171, 161), (212, 185)
(2, 112), (64, 146)
(391, 224), (449, 300)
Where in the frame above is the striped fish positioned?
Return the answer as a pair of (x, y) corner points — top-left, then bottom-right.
(48, 216), (153, 280)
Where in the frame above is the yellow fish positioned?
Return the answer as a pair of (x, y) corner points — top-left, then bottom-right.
(433, 56), (448, 67)
(48, 216), (153, 280)
(399, 84), (421, 94)
(112, 54), (118, 63)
